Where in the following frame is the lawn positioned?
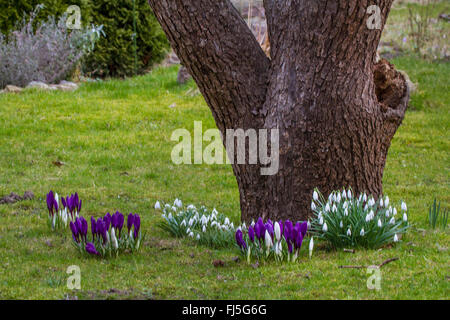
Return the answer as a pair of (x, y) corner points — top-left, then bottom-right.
(0, 2), (449, 297)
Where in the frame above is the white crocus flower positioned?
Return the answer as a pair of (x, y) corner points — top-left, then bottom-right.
(313, 190), (319, 202)
(394, 234), (399, 242)
(274, 222), (281, 242)
(360, 228), (365, 236)
(322, 223), (328, 232)
(309, 237), (314, 259)
(265, 230), (273, 250)
(111, 228), (119, 249)
(154, 201), (161, 210)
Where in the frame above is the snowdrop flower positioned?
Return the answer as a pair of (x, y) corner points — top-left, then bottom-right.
(344, 208), (349, 216)
(212, 208), (218, 215)
(364, 204), (368, 211)
(319, 216), (324, 225)
(154, 201), (161, 210)
(187, 204), (195, 210)
(378, 219), (382, 228)
(309, 237), (314, 259)
(307, 220), (311, 229)
(328, 194), (333, 202)
(360, 228), (365, 236)
(168, 213), (173, 220)
(340, 221), (343, 228)
(379, 198), (384, 207)
(189, 232), (194, 238)
(174, 198), (182, 208)
(336, 193), (341, 203)
(313, 190), (319, 202)
(196, 234), (200, 240)
(401, 202), (407, 212)
(181, 220), (186, 227)
(274, 222), (281, 242)
(265, 230), (273, 250)
(343, 201), (348, 209)
(394, 234), (399, 242)
(342, 190), (347, 200)
(322, 223), (328, 232)
(202, 225), (206, 233)
(347, 228), (352, 236)
(171, 206), (177, 212)
(325, 203), (330, 212)
(224, 217), (230, 225)
(332, 204), (337, 213)
(363, 193), (367, 202)
(368, 197), (375, 207)
(333, 193), (337, 202)
(251, 220), (255, 227)
(186, 228), (191, 234)
(188, 218), (194, 226)
(347, 190), (352, 199)
(393, 207), (398, 216)
(230, 222), (234, 229)
(311, 202), (316, 211)
(386, 209), (390, 218)
(385, 196), (389, 207)
(403, 213), (408, 222)
(389, 217), (395, 225)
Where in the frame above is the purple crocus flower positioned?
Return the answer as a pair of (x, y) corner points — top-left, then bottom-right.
(284, 220), (293, 241)
(300, 221), (308, 238)
(70, 221), (79, 243)
(255, 218), (265, 240)
(96, 218), (107, 244)
(127, 213), (135, 233)
(75, 217), (82, 235)
(287, 240), (293, 254)
(294, 225), (303, 250)
(85, 242), (99, 256)
(80, 217), (88, 241)
(61, 196), (66, 209)
(133, 214), (141, 239)
(265, 222), (274, 240)
(111, 212), (118, 229)
(46, 191), (55, 215)
(117, 212), (124, 234)
(235, 229), (246, 250)
(248, 226), (255, 243)
(91, 216), (96, 239)
(278, 220), (284, 237)
(104, 213), (112, 231)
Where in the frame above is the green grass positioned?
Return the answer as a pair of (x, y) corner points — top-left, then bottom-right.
(0, 55), (449, 299)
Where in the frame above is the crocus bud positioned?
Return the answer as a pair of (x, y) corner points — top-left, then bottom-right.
(127, 213), (135, 233)
(265, 230), (273, 250)
(134, 214), (141, 239)
(309, 237), (314, 259)
(248, 226), (255, 242)
(111, 228), (118, 249)
(85, 242), (99, 255)
(274, 222), (281, 242)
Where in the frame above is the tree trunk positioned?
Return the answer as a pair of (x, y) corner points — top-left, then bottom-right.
(148, 0), (409, 222)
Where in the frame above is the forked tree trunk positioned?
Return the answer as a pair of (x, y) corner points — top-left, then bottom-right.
(148, 0), (409, 222)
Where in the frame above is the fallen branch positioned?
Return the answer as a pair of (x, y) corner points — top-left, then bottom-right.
(339, 257), (399, 269)
(343, 248), (355, 254)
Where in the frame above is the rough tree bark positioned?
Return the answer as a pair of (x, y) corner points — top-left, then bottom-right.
(148, 0), (409, 222)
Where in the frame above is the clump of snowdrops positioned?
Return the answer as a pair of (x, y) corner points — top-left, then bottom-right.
(310, 188), (409, 249)
(156, 199), (239, 248)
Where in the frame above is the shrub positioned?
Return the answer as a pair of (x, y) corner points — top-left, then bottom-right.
(156, 200), (238, 249)
(0, 5), (103, 88)
(310, 188), (410, 249)
(81, 0), (169, 78)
